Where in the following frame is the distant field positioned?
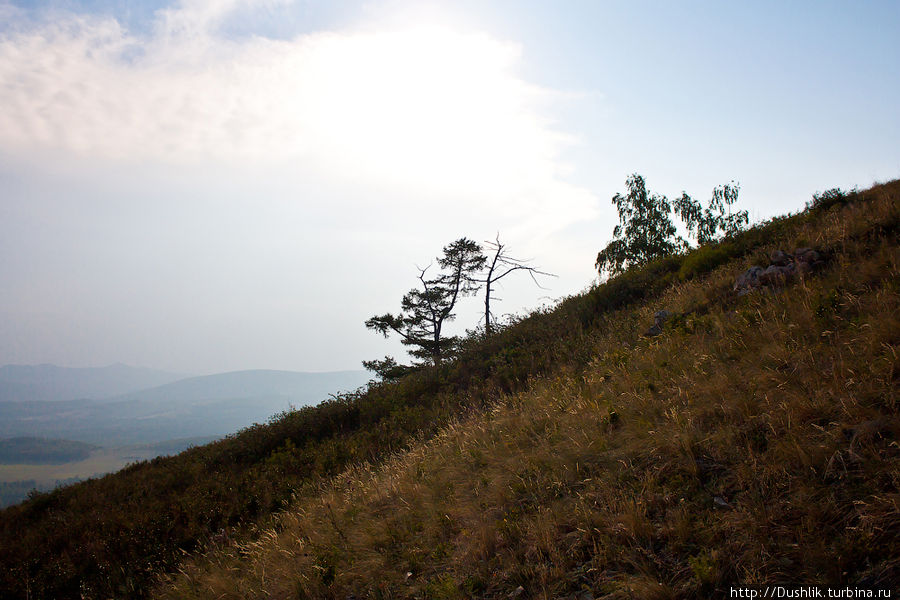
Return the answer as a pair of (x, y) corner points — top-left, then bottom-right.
(0, 436), (97, 464)
(0, 437), (217, 507)
(0, 446), (161, 485)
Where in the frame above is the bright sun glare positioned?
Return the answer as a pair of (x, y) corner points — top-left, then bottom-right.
(0, 4), (595, 239)
(298, 27), (548, 189)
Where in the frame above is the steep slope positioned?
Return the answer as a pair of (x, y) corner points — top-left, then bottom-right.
(1, 181), (896, 599)
(158, 182), (899, 598)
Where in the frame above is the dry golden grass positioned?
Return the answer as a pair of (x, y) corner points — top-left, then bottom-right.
(156, 182), (900, 599)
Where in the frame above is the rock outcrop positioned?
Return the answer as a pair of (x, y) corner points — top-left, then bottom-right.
(734, 248), (823, 295)
(644, 310), (670, 337)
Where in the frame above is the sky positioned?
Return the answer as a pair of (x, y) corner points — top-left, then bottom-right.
(1, 0), (898, 375)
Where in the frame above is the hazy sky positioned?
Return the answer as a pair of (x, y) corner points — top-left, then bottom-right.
(1, 0), (898, 374)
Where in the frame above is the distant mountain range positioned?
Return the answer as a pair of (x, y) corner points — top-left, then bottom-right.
(0, 365), (370, 446)
(108, 369), (368, 405)
(0, 363), (188, 403)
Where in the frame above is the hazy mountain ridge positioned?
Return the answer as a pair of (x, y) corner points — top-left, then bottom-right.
(0, 369), (370, 446)
(0, 370), (369, 507)
(0, 363), (188, 403)
(107, 369), (370, 404)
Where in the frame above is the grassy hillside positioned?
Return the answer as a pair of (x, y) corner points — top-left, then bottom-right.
(157, 181), (899, 598)
(1, 180), (896, 599)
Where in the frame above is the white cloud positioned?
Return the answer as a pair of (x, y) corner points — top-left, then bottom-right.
(0, 2), (602, 373)
(0, 1), (597, 234)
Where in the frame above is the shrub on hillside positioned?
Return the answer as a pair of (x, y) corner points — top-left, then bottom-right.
(678, 242), (736, 281)
(807, 187), (856, 212)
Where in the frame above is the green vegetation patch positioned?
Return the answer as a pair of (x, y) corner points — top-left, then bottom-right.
(0, 437), (98, 465)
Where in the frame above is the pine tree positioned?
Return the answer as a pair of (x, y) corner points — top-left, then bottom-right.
(365, 238), (486, 376)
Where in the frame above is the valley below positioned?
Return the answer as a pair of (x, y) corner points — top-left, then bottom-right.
(0, 437), (215, 508)
(0, 368), (369, 507)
